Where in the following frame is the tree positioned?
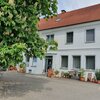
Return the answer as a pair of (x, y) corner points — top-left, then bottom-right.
(0, 0), (58, 67)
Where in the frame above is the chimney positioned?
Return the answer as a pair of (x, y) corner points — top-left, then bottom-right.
(61, 10), (66, 13)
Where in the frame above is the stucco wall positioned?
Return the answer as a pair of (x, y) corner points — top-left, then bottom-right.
(26, 21), (100, 74)
(41, 21), (100, 50)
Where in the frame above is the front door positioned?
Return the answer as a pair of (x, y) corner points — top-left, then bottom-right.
(45, 56), (53, 72)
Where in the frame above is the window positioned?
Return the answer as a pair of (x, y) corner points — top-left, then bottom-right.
(46, 34), (54, 41)
(66, 32), (73, 44)
(73, 56), (81, 69)
(26, 55), (30, 62)
(32, 56), (37, 67)
(33, 57), (37, 62)
(86, 56), (95, 70)
(61, 56), (68, 68)
(86, 29), (95, 43)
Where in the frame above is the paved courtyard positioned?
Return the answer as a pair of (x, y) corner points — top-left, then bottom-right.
(0, 71), (100, 100)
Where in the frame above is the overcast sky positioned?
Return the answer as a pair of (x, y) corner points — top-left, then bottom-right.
(58, 0), (100, 13)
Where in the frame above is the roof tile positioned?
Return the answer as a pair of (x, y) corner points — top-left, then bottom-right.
(38, 4), (100, 31)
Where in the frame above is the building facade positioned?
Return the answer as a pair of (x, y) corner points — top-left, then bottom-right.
(26, 4), (100, 74)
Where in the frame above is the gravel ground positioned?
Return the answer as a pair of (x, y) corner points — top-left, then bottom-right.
(0, 71), (100, 100)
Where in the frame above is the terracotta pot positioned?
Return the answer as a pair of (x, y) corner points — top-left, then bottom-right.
(79, 77), (85, 81)
(97, 80), (100, 84)
(47, 69), (53, 77)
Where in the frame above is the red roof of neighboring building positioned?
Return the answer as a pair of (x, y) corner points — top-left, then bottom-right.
(38, 4), (100, 31)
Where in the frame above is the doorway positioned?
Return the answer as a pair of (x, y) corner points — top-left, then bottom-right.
(45, 56), (53, 72)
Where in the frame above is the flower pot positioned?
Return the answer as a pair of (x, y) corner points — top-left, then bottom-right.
(97, 80), (100, 84)
(79, 77), (85, 81)
(47, 69), (53, 78)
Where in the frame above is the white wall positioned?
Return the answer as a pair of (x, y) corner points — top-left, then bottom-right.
(39, 21), (100, 72)
(40, 21), (100, 50)
(26, 21), (100, 74)
(57, 49), (100, 70)
(26, 58), (44, 74)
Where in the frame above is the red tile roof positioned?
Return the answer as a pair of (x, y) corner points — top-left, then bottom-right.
(38, 4), (100, 31)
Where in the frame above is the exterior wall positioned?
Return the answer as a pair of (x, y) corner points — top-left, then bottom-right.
(41, 21), (100, 50)
(26, 21), (100, 74)
(55, 49), (100, 70)
(26, 58), (44, 74)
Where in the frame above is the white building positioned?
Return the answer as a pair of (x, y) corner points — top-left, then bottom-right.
(26, 4), (100, 74)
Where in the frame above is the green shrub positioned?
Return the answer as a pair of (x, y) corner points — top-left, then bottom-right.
(54, 70), (59, 75)
(64, 72), (69, 78)
(19, 62), (26, 68)
(78, 68), (85, 77)
(95, 70), (100, 80)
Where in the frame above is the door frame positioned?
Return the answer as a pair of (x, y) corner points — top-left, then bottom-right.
(45, 56), (53, 73)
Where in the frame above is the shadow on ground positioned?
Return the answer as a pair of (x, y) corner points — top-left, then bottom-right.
(0, 72), (50, 98)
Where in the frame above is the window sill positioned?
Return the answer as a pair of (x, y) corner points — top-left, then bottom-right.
(73, 68), (80, 70)
(60, 67), (68, 70)
(85, 41), (95, 44)
(31, 66), (37, 67)
(65, 43), (73, 45)
(85, 69), (95, 71)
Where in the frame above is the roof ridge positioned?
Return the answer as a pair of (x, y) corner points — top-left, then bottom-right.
(39, 4), (100, 31)
(57, 3), (100, 15)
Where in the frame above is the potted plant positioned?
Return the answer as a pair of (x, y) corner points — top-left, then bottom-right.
(78, 69), (85, 81)
(19, 62), (26, 73)
(64, 72), (69, 78)
(54, 70), (59, 77)
(61, 71), (64, 78)
(95, 70), (100, 84)
(47, 68), (53, 78)
(55, 70), (59, 75)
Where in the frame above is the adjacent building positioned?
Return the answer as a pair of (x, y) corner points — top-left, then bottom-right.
(26, 4), (100, 74)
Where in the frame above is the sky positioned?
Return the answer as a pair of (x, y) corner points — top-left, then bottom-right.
(57, 0), (100, 13)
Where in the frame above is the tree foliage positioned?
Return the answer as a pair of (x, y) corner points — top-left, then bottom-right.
(0, 0), (57, 67)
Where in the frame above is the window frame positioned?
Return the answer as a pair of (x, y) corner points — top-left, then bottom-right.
(86, 29), (95, 43)
(61, 56), (68, 69)
(66, 32), (74, 44)
(46, 34), (54, 41)
(26, 55), (30, 62)
(73, 56), (81, 69)
(86, 56), (95, 70)
(33, 56), (37, 63)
